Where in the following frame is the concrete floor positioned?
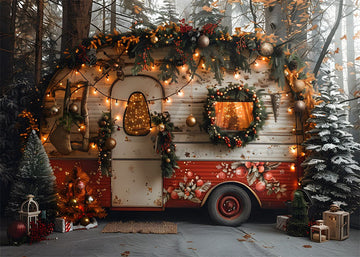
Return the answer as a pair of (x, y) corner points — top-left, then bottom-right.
(1, 209), (359, 257)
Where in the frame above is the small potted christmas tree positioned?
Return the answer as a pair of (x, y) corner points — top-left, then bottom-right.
(287, 190), (309, 237)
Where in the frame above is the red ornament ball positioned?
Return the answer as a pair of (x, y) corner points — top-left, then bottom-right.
(7, 221), (27, 241)
(218, 172), (226, 179)
(255, 181), (266, 192)
(196, 179), (204, 187)
(187, 171), (193, 178)
(264, 172), (273, 181)
(235, 167), (248, 178)
(195, 189), (202, 198)
(170, 191), (179, 200)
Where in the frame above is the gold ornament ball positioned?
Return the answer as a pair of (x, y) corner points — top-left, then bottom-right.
(166, 158), (171, 163)
(105, 137), (117, 150)
(294, 100), (306, 112)
(151, 35), (159, 44)
(69, 103), (79, 113)
(50, 105), (59, 116)
(198, 35), (210, 48)
(69, 198), (77, 206)
(260, 42), (274, 56)
(293, 79), (306, 92)
(99, 120), (107, 127)
(158, 123), (165, 132)
(80, 216), (90, 226)
(186, 114), (197, 127)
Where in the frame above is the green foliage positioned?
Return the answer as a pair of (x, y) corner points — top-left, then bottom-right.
(287, 191), (309, 237)
(151, 112), (179, 178)
(6, 130), (57, 220)
(203, 83), (268, 148)
(301, 72), (360, 217)
(58, 111), (84, 132)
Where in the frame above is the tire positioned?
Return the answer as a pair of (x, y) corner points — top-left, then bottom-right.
(207, 185), (251, 226)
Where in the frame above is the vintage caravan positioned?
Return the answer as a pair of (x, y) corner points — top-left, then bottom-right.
(42, 27), (305, 226)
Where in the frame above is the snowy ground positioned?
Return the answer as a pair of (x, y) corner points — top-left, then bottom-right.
(1, 209), (359, 257)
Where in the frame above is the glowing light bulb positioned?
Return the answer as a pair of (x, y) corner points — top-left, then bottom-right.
(177, 90), (184, 96)
(290, 163), (296, 171)
(166, 97), (171, 103)
(115, 115), (120, 120)
(290, 146), (297, 154)
(288, 107), (293, 114)
(91, 143), (96, 149)
(59, 82), (63, 86)
(115, 100), (119, 106)
(254, 62), (259, 67)
(194, 52), (199, 58)
(181, 65), (186, 71)
(106, 98), (110, 103)
(93, 89), (97, 94)
(202, 63), (206, 69)
(75, 71), (79, 75)
(234, 73), (240, 79)
(81, 64), (85, 67)
(164, 80), (169, 85)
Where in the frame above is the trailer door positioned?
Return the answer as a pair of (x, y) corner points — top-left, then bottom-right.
(110, 75), (164, 208)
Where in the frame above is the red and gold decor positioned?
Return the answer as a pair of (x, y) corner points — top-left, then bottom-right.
(57, 166), (107, 227)
(310, 220), (330, 243)
(186, 114), (197, 127)
(7, 220), (27, 243)
(323, 204), (350, 240)
(203, 83), (267, 148)
(151, 112), (179, 178)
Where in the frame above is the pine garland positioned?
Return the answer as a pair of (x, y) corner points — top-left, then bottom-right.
(203, 83), (267, 148)
(151, 112), (179, 178)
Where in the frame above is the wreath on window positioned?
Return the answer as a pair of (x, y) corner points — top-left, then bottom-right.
(203, 83), (267, 148)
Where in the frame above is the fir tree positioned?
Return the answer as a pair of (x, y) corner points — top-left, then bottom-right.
(191, 0), (224, 28)
(301, 72), (360, 218)
(6, 130), (57, 219)
(287, 190), (309, 237)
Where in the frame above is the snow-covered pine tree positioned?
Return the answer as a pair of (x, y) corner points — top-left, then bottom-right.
(6, 130), (57, 220)
(301, 71), (360, 218)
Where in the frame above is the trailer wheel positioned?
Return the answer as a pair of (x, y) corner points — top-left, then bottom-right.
(207, 185), (251, 226)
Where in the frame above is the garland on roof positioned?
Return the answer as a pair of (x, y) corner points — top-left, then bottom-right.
(203, 83), (267, 148)
(58, 21), (291, 88)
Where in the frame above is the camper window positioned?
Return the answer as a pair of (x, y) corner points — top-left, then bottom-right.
(214, 102), (254, 131)
(123, 92), (151, 136)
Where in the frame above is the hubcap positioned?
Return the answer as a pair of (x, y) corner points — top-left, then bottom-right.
(218, 195), (242, 219)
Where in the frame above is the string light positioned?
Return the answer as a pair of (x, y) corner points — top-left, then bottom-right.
(115, 115), (120, 121)
(254, 62), (259, 67)
(91, 143), (96, 149)
(181, 65), (187, 71)
(234, 73), (240, 79)
(81, 64), (85, 68)
(98, 66), (102, 72)
(290, 145), (297, 154)
(93, 89), (97, 95)
(177, 90), (184, 96)
(75, 71), (79, 75)
(106, 98), (110, 103)
(165, 97), (171, 103)
(290, 163), (296, 171)
(288, 107), (293, 114)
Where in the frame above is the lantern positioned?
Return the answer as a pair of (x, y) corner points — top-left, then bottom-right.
(323, 204), (350, 240)
(18, 194), (41, 235)
(310, 220), (330, 243)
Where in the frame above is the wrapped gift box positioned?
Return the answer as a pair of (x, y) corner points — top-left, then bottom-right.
(54, 217), (73, 233)
(276, 215), (291, 231)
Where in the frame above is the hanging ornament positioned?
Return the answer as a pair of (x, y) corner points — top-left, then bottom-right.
(166, 148), (171, 154)
(116, 69), (125, 80)
(77, 180), (85, 190)
(293, 79), (306, 93)
(150, 35), (159, 44)
(166, 158), (171, 163)
(186, 114), (197, 127)
(85, 195), (94, 204)
(158, 123), (165, 132)
(80, 216), (90, 226)
(69, 103), (79, 113)
(99, 120), (107, 127)
(270, 93), (281, 122)
(198, 35), (210, 48)
(69, 198), (78, 207)
(50, 105), (59, 116)
(105, 137), (117, 150)
(260, 42), (274, 56)
(294, 100), (306, 112)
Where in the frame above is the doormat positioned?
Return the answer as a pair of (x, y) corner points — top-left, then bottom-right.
(101, 221), (177, 234)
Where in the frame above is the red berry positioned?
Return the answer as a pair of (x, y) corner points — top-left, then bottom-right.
(264, 172), (273, 181)
(255, 181), (266, 192)
(235, 167), (247, 178)
(245, 162), (252, 168)
(196, 179), (204, 187)
(170, 191), (179, 200)
(167, 186), (174, 193)
(195, 189), (202, 198)
(258, 165), (265, 173)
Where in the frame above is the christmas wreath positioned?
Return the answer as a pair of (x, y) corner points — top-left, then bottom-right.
(203, 83), (267, 148)
(151, 112), (179, 178)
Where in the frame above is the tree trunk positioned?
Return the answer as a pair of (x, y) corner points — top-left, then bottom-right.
(0, 0), (16, 93)
(102, 0), (106, 33)
(81, 82), (90, 151)
(110, 0), (116, 32)
(34, 0), (44, 87)
(264, 1), (287, 42)
(334, 20), (344, 90)
(61, 0), (93, 53)
(312, 0), (344, 79)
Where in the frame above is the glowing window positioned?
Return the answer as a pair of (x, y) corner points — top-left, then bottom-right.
(214, 102), (254, 131)
(123, 92), (151, 136)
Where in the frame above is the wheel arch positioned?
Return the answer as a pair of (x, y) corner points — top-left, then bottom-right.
(201, 181), (262, 208)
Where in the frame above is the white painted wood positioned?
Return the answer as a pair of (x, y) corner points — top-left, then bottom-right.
(111, 160), (163, 207)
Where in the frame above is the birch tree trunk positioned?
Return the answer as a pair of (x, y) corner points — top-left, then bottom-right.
(264, 0), (287, 42)
(110, 0), (116, 32)
(334, 20), (344, 90)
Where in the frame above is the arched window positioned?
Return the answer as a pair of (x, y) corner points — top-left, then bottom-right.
(123, 92), (151, 136)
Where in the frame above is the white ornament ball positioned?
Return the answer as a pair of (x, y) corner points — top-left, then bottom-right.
(260, 42), (274, 56)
